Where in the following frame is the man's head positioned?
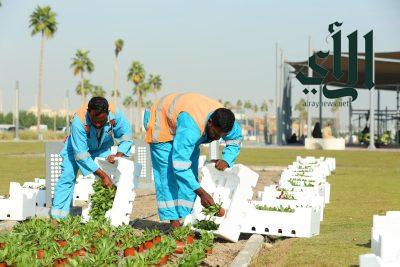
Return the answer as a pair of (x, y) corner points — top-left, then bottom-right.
(87, 97), (109, 129)
(206, 108), (235, 141)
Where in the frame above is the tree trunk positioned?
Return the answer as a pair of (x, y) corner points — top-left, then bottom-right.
(137, 91), (142, 133)
(114, 57), (118, 107)
(336, 111), (340, 136)
(36, 33), (45, 134)
(81, 72), (85, 106)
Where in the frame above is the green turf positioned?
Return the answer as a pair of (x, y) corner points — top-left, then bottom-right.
(1, 143), (399, 266)
(0, 142), (45, 195)
(245, 148), (400, 266)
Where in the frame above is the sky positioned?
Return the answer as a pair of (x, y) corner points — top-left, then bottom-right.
(0, 0), (399, 130)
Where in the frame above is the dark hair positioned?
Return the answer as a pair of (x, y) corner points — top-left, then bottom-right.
(210, 108), (235, 133)
(88, 97), (109, 114)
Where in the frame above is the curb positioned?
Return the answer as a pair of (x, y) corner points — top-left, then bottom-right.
(230, 234), (266, 267)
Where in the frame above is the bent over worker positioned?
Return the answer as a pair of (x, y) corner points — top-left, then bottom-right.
(144, 93), (242, 228)
(51, 97), (133, 219)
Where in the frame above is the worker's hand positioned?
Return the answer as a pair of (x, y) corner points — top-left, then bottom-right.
(214, 159), (228, 171)
(195, 187), (215, 208)
(101, 174), (114, 189)
(106, 152), (125, 164)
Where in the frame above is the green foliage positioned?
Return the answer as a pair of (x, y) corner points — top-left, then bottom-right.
(29, 5), (58, 38)
(201, 202), (222, 217)
(193, 220), (219, 231)
(0, 111), (67, 130)
(88, 180), (116, 221)
(255, 204), (295, 213)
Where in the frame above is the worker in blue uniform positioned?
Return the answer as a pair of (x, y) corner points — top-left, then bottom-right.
(144, 93), (243, 228)
(51, 97), (133, 219)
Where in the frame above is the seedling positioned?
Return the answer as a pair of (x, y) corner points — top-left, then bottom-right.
(255, 204), (295, 213)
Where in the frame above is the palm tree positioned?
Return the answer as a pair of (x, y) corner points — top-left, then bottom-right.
(29, 5), (57, 133)
(295, 98), (307, 137)
(70, 49), (94, 105)
(331, 97), (342, 136)
(127, 61), (146, 133)
(75, 79), (93, 100)
(91, 85), (106, 97)
(111, 90), (120, 98)
(148, 74), (162, 100)
(244, 100), (252, 128)
(236, 100), (243, 111)
(113, 39), (124, 107)
(123, 96), (134, 127)
(261, 100), (268, 137)
(223, 101), (232, 109)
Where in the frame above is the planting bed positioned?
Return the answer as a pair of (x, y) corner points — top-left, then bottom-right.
(0, 216), (214, 266)
(0, 169), (279, 266)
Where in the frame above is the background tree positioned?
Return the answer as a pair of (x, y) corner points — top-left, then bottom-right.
(127, 61), (146, 133)
(70, 49), (94, 105)
(91, 85), (106, 97)
(244, 100), (252, 128)
(111, 90), (120, 99)
(75, 79), (93, 102)
(29, 5), (58, 133)
(294, 98), (307, 137)
(113, 39), (124, 107)
(123, 96), (134, 127)
(236, 100), (243, 111)
(331, 97), (342, 136)
(223, 101), (233, 109)
(148, 74), (162, 100)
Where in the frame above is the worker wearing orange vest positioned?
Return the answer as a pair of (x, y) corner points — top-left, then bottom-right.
(144, 93), (243, 228)
(51, 97), (133, 219)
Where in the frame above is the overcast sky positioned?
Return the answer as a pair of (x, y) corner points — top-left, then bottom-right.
(0, 0), (399, 129)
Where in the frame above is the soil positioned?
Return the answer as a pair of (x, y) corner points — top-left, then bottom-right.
(129, 168), (283, 267)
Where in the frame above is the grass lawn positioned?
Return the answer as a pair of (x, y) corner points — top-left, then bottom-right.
(242, 148), (400, 267)
(0, 143), (399, 266)
(0, 142), (45, 195)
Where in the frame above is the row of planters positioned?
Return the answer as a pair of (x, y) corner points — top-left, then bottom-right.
(0, 216), (214, 266)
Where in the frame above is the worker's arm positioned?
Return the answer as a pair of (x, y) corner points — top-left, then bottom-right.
(220, 121), (243, 167)
(70, 116), (99, 176)
(112, 108), (133, 157)
(70, 117), (113, 188)
(172, 112), (215, 206)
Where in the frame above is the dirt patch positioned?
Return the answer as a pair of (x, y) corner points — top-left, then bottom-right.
(129, 167), (284, 266)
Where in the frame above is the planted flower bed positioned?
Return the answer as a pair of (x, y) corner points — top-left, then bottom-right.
(0, 216), (215, 266)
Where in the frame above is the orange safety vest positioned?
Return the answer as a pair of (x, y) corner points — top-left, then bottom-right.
(145, 93), (222, 143)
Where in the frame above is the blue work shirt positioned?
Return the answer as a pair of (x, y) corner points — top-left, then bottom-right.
(172, 112), (243, 192)
(61, 108), (133, 176)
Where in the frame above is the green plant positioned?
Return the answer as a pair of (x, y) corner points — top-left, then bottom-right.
(193, 220), (220, 231)
(201, 202), (223, 217)
(255, 204), (295, 213)
(171, 225), (194, 242)
(277, 191), (296, 200)
(89, 179), (116, 220)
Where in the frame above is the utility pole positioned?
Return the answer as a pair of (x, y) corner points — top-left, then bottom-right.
(306, 36), (312, 139)
(15, 81), (20, 141)
(275, 43), (279, 145)
(368, 49), (376, 150)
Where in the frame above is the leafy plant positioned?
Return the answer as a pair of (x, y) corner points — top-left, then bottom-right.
(255, 204), (295, 213)
(201, 202), (223, 217)
(172, 225), (194, 241)
(193, 220), (220, 231)
(89, 179), (116, 220)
